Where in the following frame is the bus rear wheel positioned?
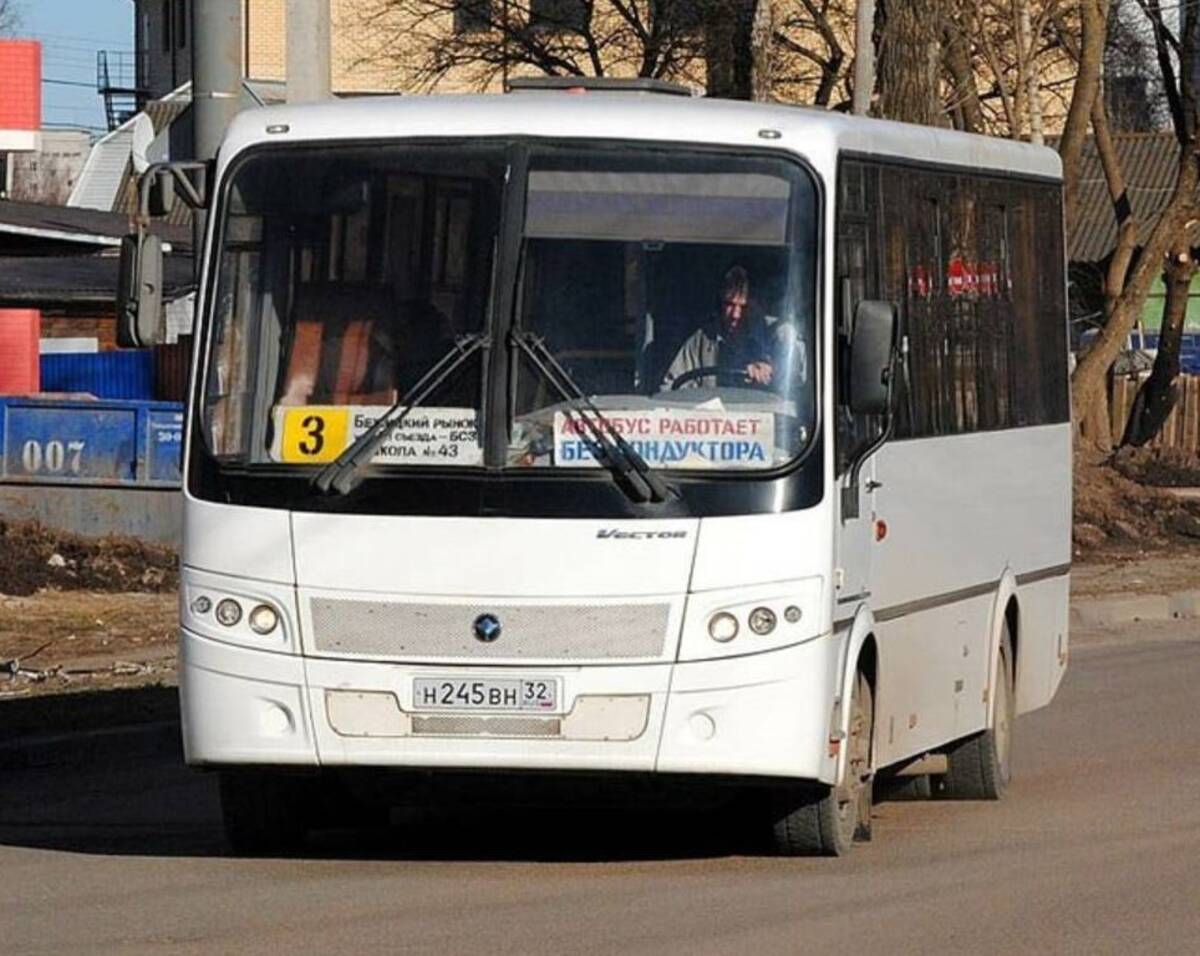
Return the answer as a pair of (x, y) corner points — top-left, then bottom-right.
(940, 626), (1014, 800)
(770, 670), (873, 856)
(219, 769), (313, 855)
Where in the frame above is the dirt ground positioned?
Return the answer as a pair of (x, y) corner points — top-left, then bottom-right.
(1073, 446), (1200, 559)
(0, 519), (177, 597)
(0, 591), (177, 701)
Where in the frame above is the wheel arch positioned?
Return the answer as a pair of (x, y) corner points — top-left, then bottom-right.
(987, 569), (1020, 726)
(834, 605), (880, 782)
(1005, 594), (1020, 689)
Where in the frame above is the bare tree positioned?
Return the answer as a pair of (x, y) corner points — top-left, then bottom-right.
(772, 0), (853, 108)
(949, 0), (1074, 141)
(944, 0), (986, 130)
(876, 0), (947, 124)
(0, 0), (22, 35)
(699, 0), (751, 97)
(1059, 0), (1200, 448)
(1118, 2), (1200, 444)
(1104, 0), (1166, 130)
(750, 0), (778, 100)
(1057, 0), (1107, 229)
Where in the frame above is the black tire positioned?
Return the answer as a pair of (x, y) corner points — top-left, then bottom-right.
(219, 769), (312, 855)
(941, 626), (1015, 800)
(771, 670), (873, 856)
(877, 772), (934, 802)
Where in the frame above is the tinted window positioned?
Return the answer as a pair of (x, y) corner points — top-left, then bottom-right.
(837, 159), (1068, 444)
(511, 147), (820, 472)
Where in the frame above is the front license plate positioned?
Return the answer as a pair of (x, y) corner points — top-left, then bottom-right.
(412, 677), (560, 713)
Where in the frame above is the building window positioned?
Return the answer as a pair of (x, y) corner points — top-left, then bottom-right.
(530, 0), (589, 33)
(177, 0), (188, 49)
(652, 0), (704, 34)
(454, 0), (495, 33)
(161, 0), (172, 53)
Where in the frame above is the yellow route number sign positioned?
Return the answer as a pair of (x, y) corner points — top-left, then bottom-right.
(278, 406), (350, 464)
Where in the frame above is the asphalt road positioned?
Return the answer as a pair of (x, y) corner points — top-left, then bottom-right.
(2, 623), (1199, 956)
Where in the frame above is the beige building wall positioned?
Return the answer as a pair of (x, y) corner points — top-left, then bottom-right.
(244, 0), (285, 83)
(246, 0), (407, 92)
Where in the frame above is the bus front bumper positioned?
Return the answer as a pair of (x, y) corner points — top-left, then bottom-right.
(180, 628), (843, 784)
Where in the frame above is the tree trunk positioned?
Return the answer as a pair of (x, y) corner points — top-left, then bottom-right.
(703, 0), (757, 99)
(1059, 0), (1107, 228)
(877, 0), (944, 125)
(1017, 0), (1044, 144)
(853, 0), (878, 115)
(1122, 246), (1198, 446)
(943, 2), (984, 132)
(1081, 387), (1114, 448)
(750, 0), (775, 102)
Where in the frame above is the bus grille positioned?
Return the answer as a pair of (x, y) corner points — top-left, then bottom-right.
(309, 599), (672, 661)
(410, 715), (562, 737)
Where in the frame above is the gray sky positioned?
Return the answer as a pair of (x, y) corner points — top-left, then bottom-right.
(17, 0), (134, 135)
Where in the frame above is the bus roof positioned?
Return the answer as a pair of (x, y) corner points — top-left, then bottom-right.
(220, 92), (1062, 183)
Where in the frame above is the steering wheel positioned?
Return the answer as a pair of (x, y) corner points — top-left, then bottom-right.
(669, 365), (772, 391)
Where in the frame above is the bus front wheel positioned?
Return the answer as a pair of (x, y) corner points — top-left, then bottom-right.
(940, 626), (1015, 800)
(219, 769), (312, 855)
(770, 669), (874, 856)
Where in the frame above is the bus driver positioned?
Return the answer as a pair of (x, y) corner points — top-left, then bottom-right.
(659, 265), (784, 391)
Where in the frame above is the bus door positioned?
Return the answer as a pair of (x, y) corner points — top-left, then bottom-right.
(834, 446), (876, 613)
(834, 183), (881, 616)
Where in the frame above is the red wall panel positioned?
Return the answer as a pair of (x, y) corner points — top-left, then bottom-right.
(0, 40), (41, 131)
(0, 309), (41, 394)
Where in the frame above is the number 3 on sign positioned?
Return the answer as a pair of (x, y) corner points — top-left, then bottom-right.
(280, 407), (349, 463)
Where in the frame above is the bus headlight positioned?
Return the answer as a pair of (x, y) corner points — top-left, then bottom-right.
(708, 612), (739, 643)
(248, 604), (279, 635)
(215, 599), (243, 627)
(748, 606), (777, 635)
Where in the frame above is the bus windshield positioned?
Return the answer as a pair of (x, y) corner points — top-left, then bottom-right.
(200, 141), (818, 475)
(509, 148), (818, 472)
(201, 143), (504, 468)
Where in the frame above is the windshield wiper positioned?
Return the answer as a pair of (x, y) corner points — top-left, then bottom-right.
(510, 331), (675, 504)
(312, 334), (487, 496)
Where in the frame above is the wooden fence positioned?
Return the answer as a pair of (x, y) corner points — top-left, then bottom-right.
(1111, 373), (1200, 453)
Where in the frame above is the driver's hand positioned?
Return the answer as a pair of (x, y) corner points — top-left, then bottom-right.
(745, 361), (773, 384)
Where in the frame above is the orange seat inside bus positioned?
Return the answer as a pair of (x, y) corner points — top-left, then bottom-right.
(279, 284), (396, 406)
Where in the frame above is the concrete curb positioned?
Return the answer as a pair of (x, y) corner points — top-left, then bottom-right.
(1070, 589), (1200, 630)
(0, 719), (180, 772)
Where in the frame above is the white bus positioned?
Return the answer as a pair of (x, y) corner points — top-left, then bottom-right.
(130, 81), (1071, 856)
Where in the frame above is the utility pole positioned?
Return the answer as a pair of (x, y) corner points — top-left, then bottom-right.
(853, 0), (876, 115)
(191, 0), (243, 271)
(192, 0), (242, 165)
(287, 0), (332, 103)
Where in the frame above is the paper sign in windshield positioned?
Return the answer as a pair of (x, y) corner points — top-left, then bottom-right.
(272, 405), (481, 466)
(552, 409), (774, 469)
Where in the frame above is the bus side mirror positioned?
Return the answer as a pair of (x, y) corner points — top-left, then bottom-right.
(116, 233), (166, 347)
(148, 173), (175, 217)
(849, 300), (898, 416)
